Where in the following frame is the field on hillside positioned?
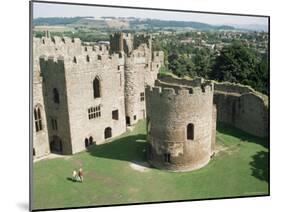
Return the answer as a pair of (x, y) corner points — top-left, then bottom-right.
(32, 120), (269, 210)
(34, 25), (75, 32)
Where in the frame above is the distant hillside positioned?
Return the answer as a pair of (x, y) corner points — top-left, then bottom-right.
(33, 17), (83, 25)
(33, 17), (236, 31)
(130, 19), (235, 30)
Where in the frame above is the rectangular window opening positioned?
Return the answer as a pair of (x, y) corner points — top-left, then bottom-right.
(112, 110), (119, 120)
(140, 92), (145, 102)
(164, 153), (171, 163)
(88, 105), (101, 120)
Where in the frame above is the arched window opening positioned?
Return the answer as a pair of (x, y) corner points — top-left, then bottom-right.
(89, 136), (94, 145)
(97, 55), (102, 60)
(187, 123), (194, 140)
(34, 107), (43, 132)
(86, 55), (90, 62)
(85, 138), (89, 148)
(53, 88), (60, 104)
(84, 46), (87, 51)
(104, 127), (112, 139)
(93, 77), (101, 98)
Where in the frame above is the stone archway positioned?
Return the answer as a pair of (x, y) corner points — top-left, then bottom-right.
(50, 135), (63, 153)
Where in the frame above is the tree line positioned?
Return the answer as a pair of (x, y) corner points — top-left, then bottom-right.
(155, 38), (268, 95)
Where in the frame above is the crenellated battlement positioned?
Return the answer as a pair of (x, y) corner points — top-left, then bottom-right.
(34, 36), (82, 48)
(153, 75), (213, 95)
(146, 79), (213, 99)
(37, 47), (124, 65)
(39, 55), (64, 63)
(157, 74), (213, 88)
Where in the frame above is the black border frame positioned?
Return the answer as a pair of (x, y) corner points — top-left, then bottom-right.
(29, 0), (270, 211)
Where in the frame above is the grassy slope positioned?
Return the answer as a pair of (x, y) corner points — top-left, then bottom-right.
(33, 121), (268, 210)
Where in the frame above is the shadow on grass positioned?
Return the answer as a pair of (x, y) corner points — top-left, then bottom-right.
(85, 124), (269, 183)
(66, 177), (77, 182)
(217, 122), (269, 183)
(86, 134), (148, 164)
(250, 151), (269, 183)
(217, 122), (269, 148)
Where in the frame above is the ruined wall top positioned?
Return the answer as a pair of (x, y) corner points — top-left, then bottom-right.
(157, 74), (268, 107)
(147, 75), (214, 97)
(213, 81), (268, 107)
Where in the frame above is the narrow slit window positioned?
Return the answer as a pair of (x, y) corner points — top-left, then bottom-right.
(187, 123), (194, 140)
(53, 88), (60, 104)
(34, 107), (43, 132)
(164, 153), (171, 163)
(93, 77), (101, 98)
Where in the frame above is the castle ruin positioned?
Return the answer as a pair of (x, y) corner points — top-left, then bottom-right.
(33, 32), (268, 172)
(33, 32), (164, 157)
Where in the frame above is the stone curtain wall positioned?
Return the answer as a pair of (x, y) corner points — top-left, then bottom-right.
(158, 75), (268, 138)
(214, 82), (268, 137)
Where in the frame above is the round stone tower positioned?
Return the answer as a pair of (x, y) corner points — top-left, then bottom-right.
(145, 77), (216, 171)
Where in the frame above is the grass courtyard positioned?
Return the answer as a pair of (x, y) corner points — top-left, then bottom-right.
(32, 120), (269, 210)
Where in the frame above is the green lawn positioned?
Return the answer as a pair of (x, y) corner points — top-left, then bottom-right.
(32, 120), (269, 210)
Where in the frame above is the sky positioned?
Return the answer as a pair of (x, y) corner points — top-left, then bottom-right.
(33, 2), (268, 27)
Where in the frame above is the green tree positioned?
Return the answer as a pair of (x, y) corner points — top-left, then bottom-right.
(168, 53), (195, 77)
(192, 48), (214, 79)
(211, 41), (258, 84)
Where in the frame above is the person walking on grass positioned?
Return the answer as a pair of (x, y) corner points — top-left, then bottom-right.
(72, 169), (78, 182)
(78, 168), (83, 182)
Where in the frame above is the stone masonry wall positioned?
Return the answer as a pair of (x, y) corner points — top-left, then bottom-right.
(214, 82), (268, 137)
(146, 78), (215, 171)
(39, 56), (73, 155)
(33, 58), (50, 159)
(64, 52), (126, 154)
(157, 75), (268, 138)
(33, 33), (163, 156)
